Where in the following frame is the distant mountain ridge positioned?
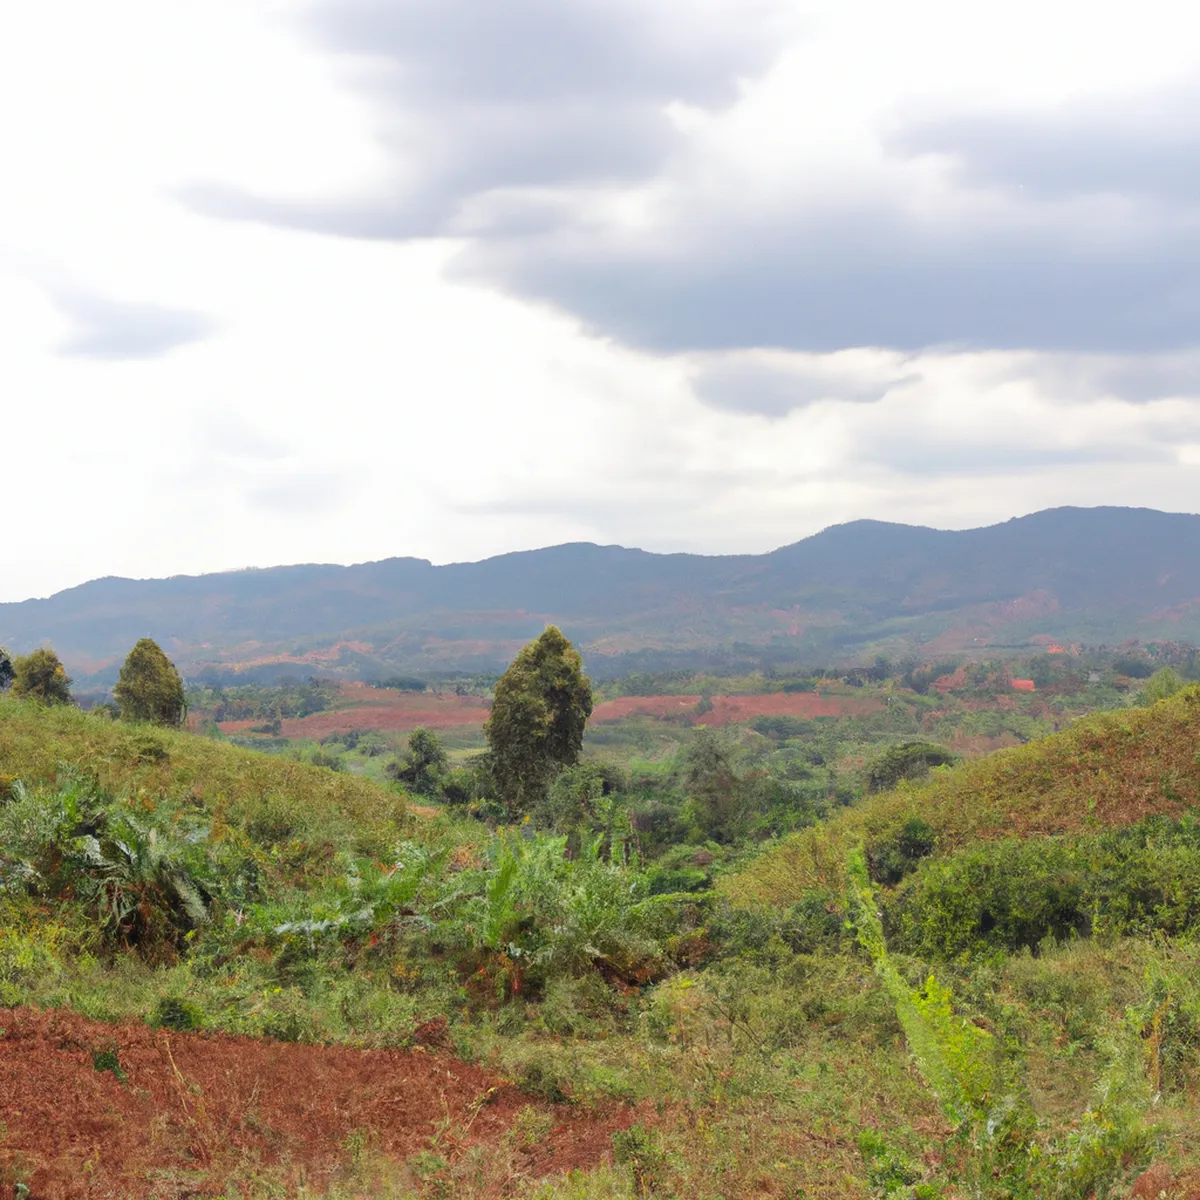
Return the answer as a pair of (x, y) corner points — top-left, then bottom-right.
(6, 506), (1200, 683)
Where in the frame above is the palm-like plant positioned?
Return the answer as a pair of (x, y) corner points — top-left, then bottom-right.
(74, 817), (211, 952)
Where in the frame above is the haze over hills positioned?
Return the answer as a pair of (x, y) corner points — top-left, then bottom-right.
(5, 506), (1200, 684)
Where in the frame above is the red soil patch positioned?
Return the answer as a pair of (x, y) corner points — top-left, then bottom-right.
(217, 685), (883, 740)
(0, 1007), (632, 1198)
(591, 692), (883, 726)
(1010, 678), (1036, 692)
(221, 684), (490, 739)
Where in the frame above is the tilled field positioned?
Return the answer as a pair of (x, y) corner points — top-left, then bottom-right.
(0, 1007), (633, 1198)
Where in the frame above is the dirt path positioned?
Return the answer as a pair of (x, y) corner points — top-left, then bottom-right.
(0, 1007), (630, 1198)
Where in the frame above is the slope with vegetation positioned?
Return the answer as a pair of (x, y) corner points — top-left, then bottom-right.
(4, 633), (1200, 1195)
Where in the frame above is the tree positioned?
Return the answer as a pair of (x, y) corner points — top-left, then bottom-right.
(0, 646), (13, 692)
(1142, 666), (1184, 705)
(864, 740), (956, 793)
(114, 638), (186, 727)
(386, 726), (449, 795)
(485, 626), (594, 813)
(11, 648), (72, 705)
(682, 730), (747, 841)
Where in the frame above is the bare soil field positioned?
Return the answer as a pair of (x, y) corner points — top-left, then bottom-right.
(217, 685), (882, 740)
(220, 683), (490, 738)
(0, 1006), (632, 1198)
(589, 692), (884, 726)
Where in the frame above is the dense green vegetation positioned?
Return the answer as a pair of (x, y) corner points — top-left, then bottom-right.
(5, 632), (1200, 1195)
(114, 637), (187, 727)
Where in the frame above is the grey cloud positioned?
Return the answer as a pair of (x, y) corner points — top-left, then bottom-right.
(889, 86), (1200, 203)
(1011, 352), (1200, 405)
(692, 357), (917, 416)
(306, 0), (772, 107)
(52, 288), (215, 360)
(185, 0), (788, 239)
(451, 188), (1200, 353)
(190, 5), (1200, 357)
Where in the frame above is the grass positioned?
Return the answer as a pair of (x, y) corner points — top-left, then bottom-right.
(0, 695), (410, 861)
(723, 686), (1200, 908)
(7, 685), (1200, 1196)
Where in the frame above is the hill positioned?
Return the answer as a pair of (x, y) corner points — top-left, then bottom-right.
(0, 694), (409, 862)
(723, 684), (1200, 908)
(5, 505), (1200, 683)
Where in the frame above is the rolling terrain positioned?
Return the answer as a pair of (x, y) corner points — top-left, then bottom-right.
(6, 505), (1200, 684)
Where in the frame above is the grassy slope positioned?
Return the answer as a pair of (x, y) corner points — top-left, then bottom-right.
(0, 695), (409, 857)
(724, 685), (1200, 907)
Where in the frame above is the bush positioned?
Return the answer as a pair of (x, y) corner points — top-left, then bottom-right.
(11, 648), (72, 705)
(152, 995), (205, 1032)
(868, 817), (936, 884)
(865, 742), (957, 793)
(887, 816), (1200, 960)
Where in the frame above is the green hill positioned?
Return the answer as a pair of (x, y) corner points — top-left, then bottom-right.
(724, 685), (1200, 907)
(0, 694), (409, 864)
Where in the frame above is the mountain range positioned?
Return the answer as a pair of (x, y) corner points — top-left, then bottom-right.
(5, 506), (1200, 684)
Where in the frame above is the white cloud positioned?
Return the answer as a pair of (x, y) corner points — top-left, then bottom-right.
(1, 0), (1199, 604)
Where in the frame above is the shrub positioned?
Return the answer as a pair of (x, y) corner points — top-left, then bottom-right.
(152, 995), (206, 1032)
(11, 648), (71, 705)
(865, 742), (957, 793)
(868, 817), (936, 884)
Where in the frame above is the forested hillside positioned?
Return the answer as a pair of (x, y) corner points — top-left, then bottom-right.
(5, 506), (1200, 683)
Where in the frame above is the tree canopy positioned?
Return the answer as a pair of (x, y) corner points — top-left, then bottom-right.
(386, 726), (449, 796)
(11, 648), (72, 705)
(485, 626), (593, 813)
(114, 638), (187, 727)
(0, 647), (13, 692)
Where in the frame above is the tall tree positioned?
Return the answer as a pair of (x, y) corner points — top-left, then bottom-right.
(485, 626), (593, 813)
(0, 646), (13, 692)
(114, 638), (187, 727)
(11, 648), (72, 705)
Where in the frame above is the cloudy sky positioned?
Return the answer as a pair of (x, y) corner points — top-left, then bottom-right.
(5, 0), (1200, 601)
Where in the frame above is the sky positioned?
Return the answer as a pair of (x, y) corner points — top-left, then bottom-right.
(4, 0), (1200, 601)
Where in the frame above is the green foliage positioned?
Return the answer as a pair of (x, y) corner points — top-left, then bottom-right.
(386, 726), (449, 795)
(847, 849), (995, 1124)
(865, 741), (957, 793)
(724, 685), (1200, 909)
(888, 815), (1200, 960)
(151, 995), (205, 1031)
(0, 773), (212, 956)
(611, 1125), (668, 1197)
(681, 731), (747, 842)
(486, 627), (594, 813)
(92, 1046), (126, 1081)
(114, 638), (187, 727)
(0, 646), (13, 691)
(868, 817), (936, 885)
(1141, 666), (1185, 704)
(11, 647), (71, 705)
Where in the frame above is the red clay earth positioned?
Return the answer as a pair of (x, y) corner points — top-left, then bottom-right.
(0, 1006), (634, 1199)
(589, 692), (883, 726)
(216, 685), (881, 740)
(219, 684), (491, 738)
